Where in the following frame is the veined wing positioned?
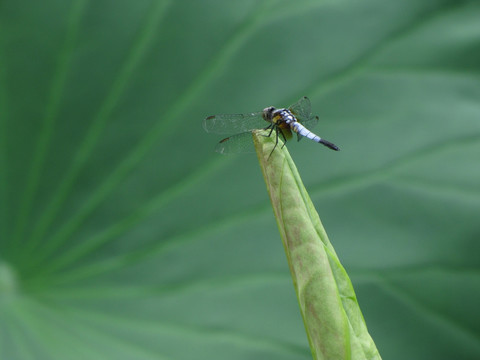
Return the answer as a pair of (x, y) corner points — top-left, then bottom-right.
(215, 132), (256, 154)
(289, 96), (318, 129)
(203, 111), (264, 134)
(304, 115), (319, 130)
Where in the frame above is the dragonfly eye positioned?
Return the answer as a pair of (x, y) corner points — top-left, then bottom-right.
(262, 106), (276, 121)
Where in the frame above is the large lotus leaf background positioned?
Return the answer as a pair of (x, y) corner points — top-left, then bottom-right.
(1, 0), (479, 359)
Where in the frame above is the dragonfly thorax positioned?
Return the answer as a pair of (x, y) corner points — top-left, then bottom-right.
(262, 107), (297, 126)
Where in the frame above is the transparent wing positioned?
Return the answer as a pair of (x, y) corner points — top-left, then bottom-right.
(304, 115), (319, 129)
(289, 96), (318, 129)
(214, 132), (256, 154)
(203, 111), (265, 134)
(289, 96), (311, 120)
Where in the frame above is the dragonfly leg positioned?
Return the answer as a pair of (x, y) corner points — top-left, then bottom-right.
(278, 128), (287, 148)
(263, 124), (275, 138)
(267, 126), (282, 159)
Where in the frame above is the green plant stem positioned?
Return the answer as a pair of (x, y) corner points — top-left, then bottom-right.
(253, 130), (381, 360)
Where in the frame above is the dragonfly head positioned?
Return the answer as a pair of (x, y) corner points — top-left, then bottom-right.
(262, 106), (276, 123)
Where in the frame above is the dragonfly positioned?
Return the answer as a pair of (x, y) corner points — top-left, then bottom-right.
(203, 96), (339, 155)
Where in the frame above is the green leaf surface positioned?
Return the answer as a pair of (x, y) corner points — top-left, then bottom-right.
(1, 0), (480, 359)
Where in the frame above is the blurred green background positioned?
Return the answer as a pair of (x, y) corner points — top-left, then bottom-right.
(1, 0), (480, 359)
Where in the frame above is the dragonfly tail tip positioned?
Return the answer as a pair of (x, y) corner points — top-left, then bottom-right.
(320, 139), (340, 151)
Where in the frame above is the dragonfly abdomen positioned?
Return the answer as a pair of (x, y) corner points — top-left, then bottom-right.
(290, 122), (321, 142)
(291, 122), (339, 151)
